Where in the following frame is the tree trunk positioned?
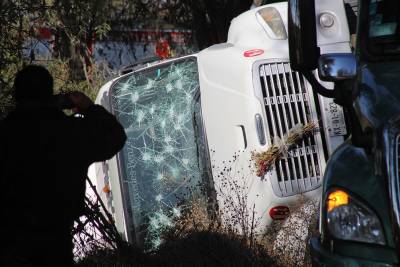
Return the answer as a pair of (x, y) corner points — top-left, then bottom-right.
(189, 0), (253, 49)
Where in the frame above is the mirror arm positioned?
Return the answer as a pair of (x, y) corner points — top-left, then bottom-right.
(335, 81), (373, 149)
(302, 65), (371, 149)
(302, 71), (336, 98)
(348, 103), (372, 148)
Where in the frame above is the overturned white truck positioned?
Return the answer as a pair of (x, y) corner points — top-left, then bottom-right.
(93, 2), (350, 248)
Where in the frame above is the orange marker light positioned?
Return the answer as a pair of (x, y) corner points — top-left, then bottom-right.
(327, 190), (349, 212)
(102, 185), (111, 194)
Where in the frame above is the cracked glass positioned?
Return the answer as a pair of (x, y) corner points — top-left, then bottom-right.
(111, 58), (210, 249)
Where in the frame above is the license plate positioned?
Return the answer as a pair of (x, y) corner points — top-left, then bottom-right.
(326, 99), (347, 137)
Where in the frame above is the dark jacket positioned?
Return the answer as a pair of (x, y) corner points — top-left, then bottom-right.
(0, 104), (127, 266)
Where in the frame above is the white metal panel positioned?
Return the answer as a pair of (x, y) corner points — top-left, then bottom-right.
(315, 0), (352, 54)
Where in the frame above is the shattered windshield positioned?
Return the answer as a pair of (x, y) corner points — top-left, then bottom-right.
(111, 58), (211, 249)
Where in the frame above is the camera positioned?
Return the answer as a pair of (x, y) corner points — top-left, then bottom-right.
(52, 93), (75, 110)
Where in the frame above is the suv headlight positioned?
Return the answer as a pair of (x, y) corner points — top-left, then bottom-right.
(326, 189), (386, 245)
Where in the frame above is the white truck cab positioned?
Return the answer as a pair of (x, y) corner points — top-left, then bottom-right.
(93, 2), (349, 248)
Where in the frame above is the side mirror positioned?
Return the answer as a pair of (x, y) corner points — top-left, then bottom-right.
(318, 54), (357, 82)
(288, 0), (320, 72)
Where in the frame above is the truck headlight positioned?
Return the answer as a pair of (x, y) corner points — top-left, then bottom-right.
(326, 189), (386, 245)
(256, 7), (287, 40)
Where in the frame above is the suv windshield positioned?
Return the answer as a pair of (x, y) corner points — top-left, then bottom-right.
(111, 58), (211, 248)
(367, 0), (400, 55)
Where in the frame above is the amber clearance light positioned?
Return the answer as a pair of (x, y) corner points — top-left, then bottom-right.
(327, 190), (349, 212)
(256, 7), (287, 40)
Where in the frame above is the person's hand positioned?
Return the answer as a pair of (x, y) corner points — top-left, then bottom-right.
(68, 91), (94, 113)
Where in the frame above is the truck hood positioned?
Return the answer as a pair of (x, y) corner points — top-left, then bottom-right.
(196, 35), (291, 224)
(197, 43), (269, 158)
(356, 61), (400, 129)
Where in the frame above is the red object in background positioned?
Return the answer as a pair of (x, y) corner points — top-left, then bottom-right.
(87, 35), (95, 55)
(244, 49), (264, 57)
(155, 39), (171, 59)
(269, 206), (290, 220)
(38, 27), (52, 40)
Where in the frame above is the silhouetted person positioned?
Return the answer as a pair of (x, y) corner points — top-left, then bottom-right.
(0, 65), (127, 267)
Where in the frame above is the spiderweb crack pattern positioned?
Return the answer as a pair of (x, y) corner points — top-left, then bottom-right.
(112, 58), (207, 249)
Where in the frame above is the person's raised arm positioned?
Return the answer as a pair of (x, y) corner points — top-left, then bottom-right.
(68, 91), (127, 163)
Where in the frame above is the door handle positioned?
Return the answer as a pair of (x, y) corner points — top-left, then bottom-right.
(237, 125), (247, 149)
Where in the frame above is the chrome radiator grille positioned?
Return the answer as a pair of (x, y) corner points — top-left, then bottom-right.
(259, 62), (325, 197)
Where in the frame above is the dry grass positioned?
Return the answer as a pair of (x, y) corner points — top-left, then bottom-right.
(75, 194), (320, 267)
(262, 198), (320, 267)
(75, 199), (276, 267)
(75, 148), (320, 266)
(151, 201), (276, 267)
(251, 122), (318, 177)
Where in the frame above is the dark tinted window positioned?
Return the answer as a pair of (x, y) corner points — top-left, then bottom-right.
(367, 0), (400, 55)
